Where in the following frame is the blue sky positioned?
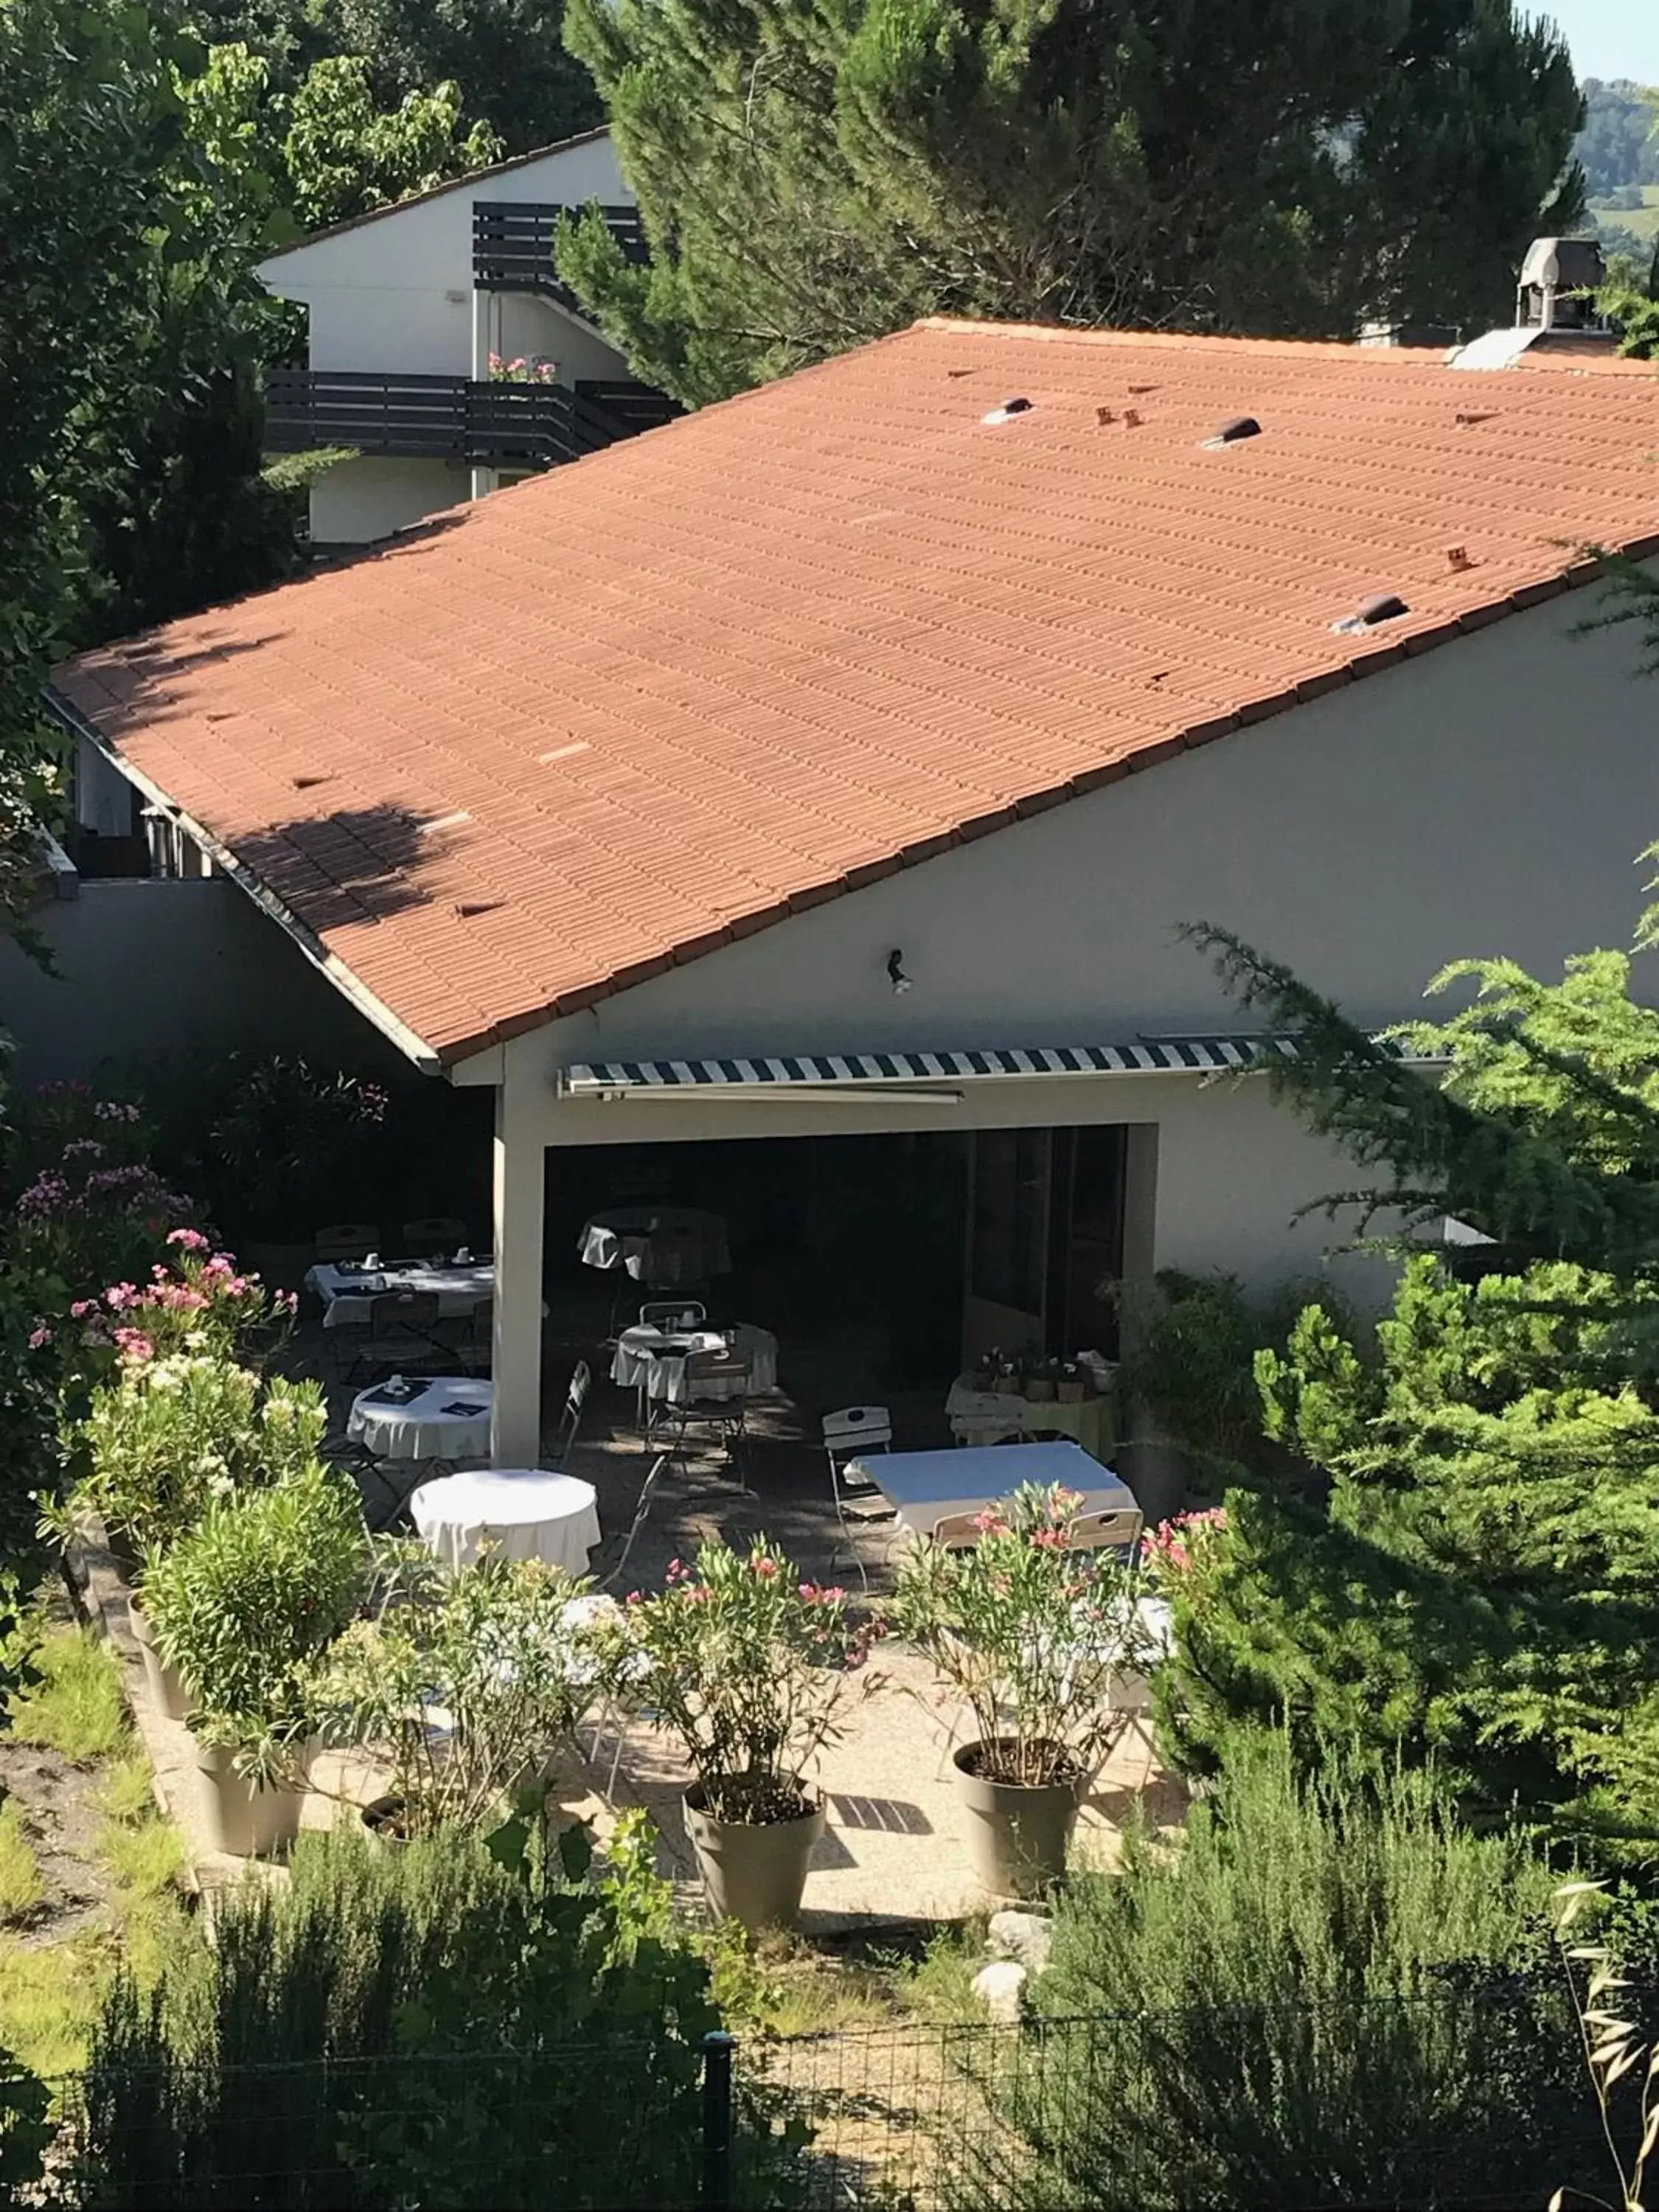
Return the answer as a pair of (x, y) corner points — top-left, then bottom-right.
(1531, 0), (1659, 83)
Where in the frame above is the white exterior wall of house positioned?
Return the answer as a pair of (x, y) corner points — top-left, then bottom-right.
(260, 134), (633, 546)
(454, 583), (1659, 1454)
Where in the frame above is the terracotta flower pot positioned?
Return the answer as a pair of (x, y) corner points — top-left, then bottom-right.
(193, 1739), (305, 1858)
(128, 1595), (190, 1724)
(951, 1740), (1080, 1899)
(682, 1785), (826, 1932)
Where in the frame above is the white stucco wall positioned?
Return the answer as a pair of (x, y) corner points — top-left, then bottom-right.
(308, 456), (472, 545)
(471, 584), (1659, 1293)
(0, 881), (400, 1084)
(260, 136), (630, 378)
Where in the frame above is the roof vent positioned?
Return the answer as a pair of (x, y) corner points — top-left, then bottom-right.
(1202, 416), (1261, 448)
(981, 397), (1032, 425)
(1332, 592), (1410, 636)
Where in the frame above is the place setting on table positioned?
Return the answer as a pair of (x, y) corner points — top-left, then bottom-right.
(346, 1372), (495, 1462)
(306, 1243), (494, 1328)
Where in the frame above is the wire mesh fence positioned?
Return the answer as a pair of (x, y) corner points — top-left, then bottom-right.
(34, 1998), (1621, 2211)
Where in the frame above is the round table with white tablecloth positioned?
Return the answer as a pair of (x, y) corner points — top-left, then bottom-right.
(579, 1206), (731, 1284)
(409, 1467), (602, 1572)
(347, 1375), (493, 1460)
(610, 1322), (777, 1405)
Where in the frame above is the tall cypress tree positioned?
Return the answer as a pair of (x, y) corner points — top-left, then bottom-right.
(1157, 919), (1659, 1864)
(560, 0), (1585, 404)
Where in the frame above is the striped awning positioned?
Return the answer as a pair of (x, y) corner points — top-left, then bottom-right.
(559, 1033), (1425, 1096)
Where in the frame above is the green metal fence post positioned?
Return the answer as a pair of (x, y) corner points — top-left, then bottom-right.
(700, 2029), (737, 2211)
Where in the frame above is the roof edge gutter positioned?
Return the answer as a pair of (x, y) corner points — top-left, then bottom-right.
(42, 688), (446, 1079)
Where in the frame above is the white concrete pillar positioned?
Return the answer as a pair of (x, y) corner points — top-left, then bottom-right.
(470, 285), (500, 505)
(490, 1057), (546, 1467)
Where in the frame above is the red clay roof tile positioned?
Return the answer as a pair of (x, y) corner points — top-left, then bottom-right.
(51, 319), (1659, 1063)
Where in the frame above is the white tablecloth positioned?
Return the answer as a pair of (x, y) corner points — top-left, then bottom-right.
(611, 1322), (778, 1404)
(945, 1376), (1115, 1457)
(580, 1208), (731, 1283)
(308, 1259), (494, 1329)
(410, 1467), (602, 1571)
(850, 1439), (1135, 1538)
(347, 1376), (494, 1459)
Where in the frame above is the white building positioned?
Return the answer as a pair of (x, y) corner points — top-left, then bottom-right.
(257, 128), (675, 547)
(41, 317), (1659, 1478)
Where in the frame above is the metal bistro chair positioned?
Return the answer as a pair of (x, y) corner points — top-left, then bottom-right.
(658, 1347), (751, 1477)
(434, 1295), (492, 1376)
(550, 1358), (591, 1467)
(823, 1406), (895, 1593)
(363, 1290), (445, 1377)
(639, 1298), (706, 1331)
(316, 1222), (380, 1263)
(401, 1216), (468, 1254)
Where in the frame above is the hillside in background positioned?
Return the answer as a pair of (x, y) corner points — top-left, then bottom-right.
(1580, 77), (1659, 264)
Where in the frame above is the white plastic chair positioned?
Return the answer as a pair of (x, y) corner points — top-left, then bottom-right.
(1068, 1506), (1144, 1559)
(823, 1406), (894, 1591)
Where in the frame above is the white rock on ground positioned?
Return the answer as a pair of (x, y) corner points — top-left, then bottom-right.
(987, 1909), (1054, 1975)
(971, 1960), (1029, 2023)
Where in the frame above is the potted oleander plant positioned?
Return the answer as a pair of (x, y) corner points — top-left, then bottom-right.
(891, 1483), (1156, 1896)
(142, 1458), (369, 1855)
(611, 1539), (879, 1930)
(313, 1548), (608, 1843)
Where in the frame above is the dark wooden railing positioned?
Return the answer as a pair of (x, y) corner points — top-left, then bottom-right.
(472, 201), (648, 301)
(264, 370), (677, 465)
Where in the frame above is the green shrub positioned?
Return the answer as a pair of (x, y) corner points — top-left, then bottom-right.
(999, 1736), (1593, 2211)
(78, 1815), (807, 2209)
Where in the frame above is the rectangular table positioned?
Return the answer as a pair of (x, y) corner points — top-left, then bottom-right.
(849, 1437), (1137, 1539)
(307, 1259), (494, 1329)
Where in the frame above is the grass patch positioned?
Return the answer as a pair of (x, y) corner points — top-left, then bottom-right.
(100, 1808), (187, 1903)
(0, 1932), (108, 2079)
(7, 1628), (127, 1762)
(886, 1921), (984, 2023)
(706, 1922), (987, 2035)
(0, 1801), (44, 1927)
(93, 1752), (159, 1829)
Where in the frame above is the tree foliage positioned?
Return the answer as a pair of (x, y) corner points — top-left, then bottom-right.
(561, 0), (1585, 406)
(1576, 77), (1659, 198)
(1156, 921), (1659, 1864)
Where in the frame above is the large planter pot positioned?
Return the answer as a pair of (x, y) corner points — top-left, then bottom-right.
(682, 1785), (826, 1932)
(951, 1741), (1081, 1899)
(1023, 1377), (1056, 1403)
(128, 1596), (191, 1724)
(194, 1740), (305, 1858)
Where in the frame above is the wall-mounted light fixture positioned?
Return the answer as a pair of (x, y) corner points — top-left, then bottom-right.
(887, 949), (912, 995)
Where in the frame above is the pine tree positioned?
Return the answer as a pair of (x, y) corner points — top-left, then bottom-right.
(559, 0), (1585, 404)
(1158, 919), (1659, 1865)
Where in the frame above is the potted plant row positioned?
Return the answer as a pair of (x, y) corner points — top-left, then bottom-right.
(891, 1483), (1158, 1896)
(605, 1540), (880, 1931)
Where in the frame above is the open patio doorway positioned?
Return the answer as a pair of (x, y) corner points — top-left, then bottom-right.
(963, 1124), (1133, 1368)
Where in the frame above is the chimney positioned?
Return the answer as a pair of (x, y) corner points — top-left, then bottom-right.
(1516, 237), (1609, 333)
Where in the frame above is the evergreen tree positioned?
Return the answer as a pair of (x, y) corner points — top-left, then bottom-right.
(1157, 920), (1659, 1865)
(560, 0), (1585, 405)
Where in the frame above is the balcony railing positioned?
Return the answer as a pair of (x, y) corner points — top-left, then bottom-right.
(264, 370), (678, 466)
(472, 201), (648, 303)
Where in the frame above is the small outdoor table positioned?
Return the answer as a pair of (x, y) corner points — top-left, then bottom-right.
(409, 1467), (602, 1572)
(611, 1321), (779, 1405)
(307, 1258), (495, 1328)
(945, 1374), (1116, 1458)
(579, 1206), (731, 1284)
(347, 1376), (494, 1460)
(849, 1438), (1135, 1540)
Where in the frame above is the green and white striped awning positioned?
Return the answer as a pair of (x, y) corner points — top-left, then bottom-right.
(559, 1034), (1424, 1096)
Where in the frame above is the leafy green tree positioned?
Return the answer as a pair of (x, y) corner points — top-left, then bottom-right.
(1576, 77), (1659, 198)
(307, 0), (601, 153)
(1155, 922), (1659, 1863)
(279, 55), (501, 229)
(561, 0), (1585, 406)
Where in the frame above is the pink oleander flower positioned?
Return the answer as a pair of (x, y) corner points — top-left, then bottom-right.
(972, 1508), (1009, 1535)
(167, 1227), (209, 1251)
(104, 1282), (139, 1311)
(112, 1328), (155, 1362)
(625, 1590), (644, 1606)
(754, 1557), (778, 1577)
(62, 1138), (105, 1160)
(27, 1326), (52, 1350)
(69, 1300), (97, 1320)
(1029, 1526), (1068, 1549)
(201, 1256), (234, 1279)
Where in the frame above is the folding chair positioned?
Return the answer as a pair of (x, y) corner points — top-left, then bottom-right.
(363, 1290), (445, 1376)
(639, 1298), (706, 1331)
(401, 1216), (468, 1255)
(823, 1407), (895, 1593)
(328, 1308), (374, 1384)
(1068, 1506), (1144, 1560)
(550, 1358), (591, 1466)
(658, 1348), (751, 1475)
(434, 1296), (492, 1375)
(316, 1222), (380, 1262)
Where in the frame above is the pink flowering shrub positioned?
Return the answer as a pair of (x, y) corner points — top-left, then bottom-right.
(608, 1537), (880, 1823)
(891, 1482), (1161, 1790)
(71, 1237), (298, 1368)
(1142, 1508), (1228, 1587)
(8, 1079), (200, 1304)
(487, 350), (559, 386)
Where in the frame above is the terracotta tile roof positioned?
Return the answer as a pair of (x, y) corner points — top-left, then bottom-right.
(52, 319), (1659, 1065)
